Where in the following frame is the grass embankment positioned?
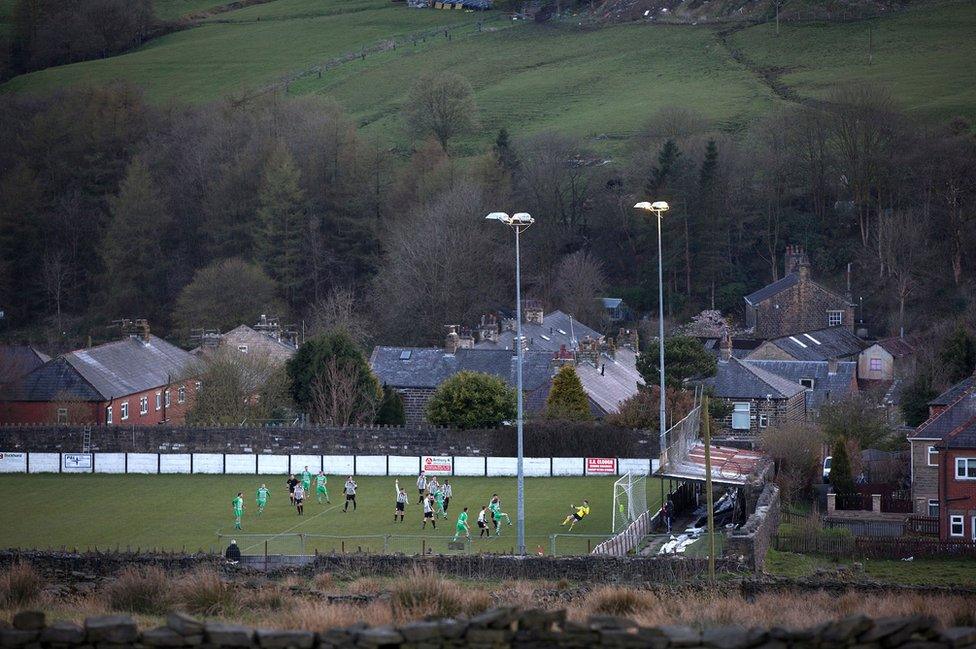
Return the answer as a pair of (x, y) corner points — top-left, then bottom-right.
(0, 474), (639, 555)
(2, 0), (973, 153)
(764, 549), (976, 588)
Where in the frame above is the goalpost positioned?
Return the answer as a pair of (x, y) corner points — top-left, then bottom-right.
(611, 472), (648, 533)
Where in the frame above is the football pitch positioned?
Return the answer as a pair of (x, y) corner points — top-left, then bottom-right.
(0, 475), (663, 556)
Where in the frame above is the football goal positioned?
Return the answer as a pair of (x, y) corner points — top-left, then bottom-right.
(611, 472), (648, 533)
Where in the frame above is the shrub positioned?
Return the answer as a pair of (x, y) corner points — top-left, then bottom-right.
(389, 568), (490, 620)
(0, 561), (43, 608)
(586, 586), (654, 616)
(313, 572), (334, 591)
(375, 386), (405, 426)
(175, 568), (237, 616)
(426, 371), (516, 429)
(105, 566), (173, 614)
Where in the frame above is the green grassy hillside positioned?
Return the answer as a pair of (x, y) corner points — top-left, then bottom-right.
(2, 0), (973, 151)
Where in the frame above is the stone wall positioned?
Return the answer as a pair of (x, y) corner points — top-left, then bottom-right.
(0, 423), (656, 457)
(2, 608), (973, 649)
(725, 483), (781, 571)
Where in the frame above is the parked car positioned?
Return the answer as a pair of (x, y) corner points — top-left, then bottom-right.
(823, 456), (832, 483)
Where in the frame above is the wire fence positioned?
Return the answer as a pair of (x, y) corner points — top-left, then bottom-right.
(216, 532), (614, 557)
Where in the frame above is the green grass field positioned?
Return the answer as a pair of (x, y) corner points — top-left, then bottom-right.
(0, 474), (656, 556)
(2, 0), (973, 153)
(764, 549), (976, 587)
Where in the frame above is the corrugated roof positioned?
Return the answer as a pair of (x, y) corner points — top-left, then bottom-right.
(706, 357), (806, 400)
(658, 443), (769, 486)
(754, 326), (865, 362)
(369, 346), (554, 391)
(1, 335), (195, 402)
(743, 272), (800, 305)
(744, 360), (856, 410)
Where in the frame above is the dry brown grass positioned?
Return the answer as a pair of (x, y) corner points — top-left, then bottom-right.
(347, 577), (382, 594)
(312, 572), (334, 591)
(174, 568), (237, 616)
(389, 567), (491, 621)
(238, 586), (286, 612)
(273, 600), (393, 632)
(585, 587), (656, 617)
(104, 566), (173, 615)
(0, 562), (44, 608)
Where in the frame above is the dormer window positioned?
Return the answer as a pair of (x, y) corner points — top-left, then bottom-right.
(799, 378), (815, 391)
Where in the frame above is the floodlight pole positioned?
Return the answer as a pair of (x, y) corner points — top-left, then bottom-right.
(703, 394), (716, 583)
(514, 222), (526, 556)
(655, 208), (666, 453)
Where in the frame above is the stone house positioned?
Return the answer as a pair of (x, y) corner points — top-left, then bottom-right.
(703, 355), (806, 440)
(743, 359), (857, 414)
(196, 325), (298, 366)
(744, 246), (854, 338)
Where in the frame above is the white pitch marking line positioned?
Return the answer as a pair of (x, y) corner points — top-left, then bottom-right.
(243, 503), (342, 553)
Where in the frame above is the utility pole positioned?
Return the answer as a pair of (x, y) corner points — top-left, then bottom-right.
(703, 394), (716, 583)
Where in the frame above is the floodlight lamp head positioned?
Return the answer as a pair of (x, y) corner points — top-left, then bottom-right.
(633, 201), (670, 214)
(485, 212), (510, 222)
(511, 212), (534, 225)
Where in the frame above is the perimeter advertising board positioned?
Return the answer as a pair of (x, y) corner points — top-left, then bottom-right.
(422, 455), (452, 475)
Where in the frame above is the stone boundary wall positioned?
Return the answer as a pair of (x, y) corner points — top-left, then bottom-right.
(2, 608), (974, 649)
(0, 551), (742, 584)
(0, 424), (656, 457)
(725, 483), (781, 571)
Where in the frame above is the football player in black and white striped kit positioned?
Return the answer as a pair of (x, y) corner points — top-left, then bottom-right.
(393, 479), (408, 522)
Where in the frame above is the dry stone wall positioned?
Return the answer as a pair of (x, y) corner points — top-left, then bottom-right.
(2, 609), (974, 649)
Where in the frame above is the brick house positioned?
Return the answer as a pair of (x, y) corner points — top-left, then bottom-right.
(703, 354), (806, 440)
(744, 246), (854, 338)
(907, 376), (975, 516)
(0, 332), (198, 425)
(0, 344), (50, 387)
(941, 422), (976, 542)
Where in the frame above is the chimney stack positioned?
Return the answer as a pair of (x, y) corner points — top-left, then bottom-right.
(444, 325), (460, 354)
(523, 300), (544, 326)
(827, 357), (838, 375)
(720, 328), (732, 362)
(784, 245), (811, 280)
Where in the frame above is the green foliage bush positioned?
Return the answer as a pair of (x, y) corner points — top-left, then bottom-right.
(545, 365), (592, 421)
(637, 335), (717, 388)
(426, 371), (515, 429)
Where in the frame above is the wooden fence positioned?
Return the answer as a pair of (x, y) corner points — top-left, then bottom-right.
(773, 534), (976, 560)
(906, 515), (939, 536)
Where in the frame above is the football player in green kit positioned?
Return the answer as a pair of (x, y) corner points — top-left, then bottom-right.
(315, 471), (329, 504)
(255, 484), (270, 514)
(452, 507), (470, 542)
(301, 466), (313, 494)
(233, 492), (245, 530)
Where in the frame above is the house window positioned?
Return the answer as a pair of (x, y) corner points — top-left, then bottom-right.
(164, 390), (171, 408)
(155, 392), (161, 411)
(758, 413), (770, 428)
(955, 457), (976, 479)
(195, 381), (202, 392)
(928, 499), (939, 517)
(57, 408), (68, 424)
(732, 402), (751, 430)
(238, 344), (248, 353)
(139, 397), (149, 415)
(827, 310), (844, 327)
(949, 515), (964, 537)
(106, 406), (113, 424)
(927, 446), (938, 466)
(120, 401), (129, 421)
(178, 386), (186, 404)
(869, 358), (882, 372)
(799, 378), (815, 391)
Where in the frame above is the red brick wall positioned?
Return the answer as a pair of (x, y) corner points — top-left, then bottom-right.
(0, 381), (198, 426)
(940, 448), (976, 542)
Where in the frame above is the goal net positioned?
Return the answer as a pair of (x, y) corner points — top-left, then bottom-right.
(611, 472), (648, 533)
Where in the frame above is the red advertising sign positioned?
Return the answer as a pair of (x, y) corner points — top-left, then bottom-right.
(585, 457), (617, 475)
(422, 455), (453, 475)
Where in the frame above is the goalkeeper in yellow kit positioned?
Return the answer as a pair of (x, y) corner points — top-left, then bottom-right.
(560, 500), (590, 531)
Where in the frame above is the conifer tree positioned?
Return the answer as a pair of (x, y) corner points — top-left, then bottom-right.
(255, 143), (306, 307)
(545, 365), (592, 421)
(101, 157), (171, 323)
(829, 438), (856, 496)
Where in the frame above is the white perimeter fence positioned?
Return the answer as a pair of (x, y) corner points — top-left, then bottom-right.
(0, 452), (659, 478)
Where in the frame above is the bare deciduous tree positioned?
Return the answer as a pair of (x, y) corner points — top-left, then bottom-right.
(878, 208), (929, 336)
(187, 349), (291, 425)
(552, 250), (607, 329)
(402, 72), (479, 152)
(309, 357), (378, 426)
(306, 287), (372, 346)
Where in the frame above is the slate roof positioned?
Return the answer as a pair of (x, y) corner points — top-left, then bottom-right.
(743, 273), (800, 305)
(0, 345), (50, 385)
(705, 357), (806, 400)
(744, 360), (856, 411)
(754, 326), (865, 362)
(929, 375), (975, 406)
(947, 418), (976, 449)
(1, 335), (196, 402)
(574, 348), (644, 415)
(910, 388), (976, 440)
(877, 336), (915, 358)
(700, 337), (761, 360)
(601, 298), (623, 309)
(369, 347), (554, 392)
(473, 310), (602, 354)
